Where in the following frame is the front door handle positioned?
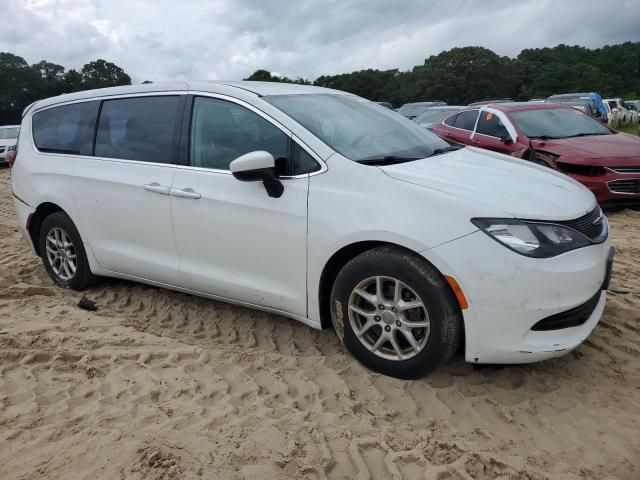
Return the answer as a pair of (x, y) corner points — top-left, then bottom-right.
(144, 183), (170, 195)
(170, 187), (201, 199)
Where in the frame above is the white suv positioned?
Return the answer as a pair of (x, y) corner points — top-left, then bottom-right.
(11, 82), (614, 378)
(0, 125), (20, 165)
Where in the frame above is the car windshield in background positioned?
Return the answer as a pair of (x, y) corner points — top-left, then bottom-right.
(265, 94), (450, 162)
(415, 108), (458, 124)
(0, 127), (19, 139)
(510, 108), (611, 139)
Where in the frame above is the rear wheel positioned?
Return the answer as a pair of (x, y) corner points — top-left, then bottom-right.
(330, 246), (462, 379)
(38, 212), (96, 290)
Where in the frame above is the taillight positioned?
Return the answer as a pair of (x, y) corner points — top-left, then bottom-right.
(7, 149), (16, 168)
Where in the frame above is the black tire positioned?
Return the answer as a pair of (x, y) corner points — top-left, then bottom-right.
(38, 211), (97, 290)
(330, 246), (462, 379)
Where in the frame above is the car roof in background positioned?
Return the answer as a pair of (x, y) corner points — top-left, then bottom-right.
(548, 92), (592, 98)
(0, 125), (20, 128)
(463, 102), (572, 112)
(29, 81), (346, 112)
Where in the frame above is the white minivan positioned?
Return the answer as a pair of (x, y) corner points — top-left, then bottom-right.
(11, 82), (614, 378)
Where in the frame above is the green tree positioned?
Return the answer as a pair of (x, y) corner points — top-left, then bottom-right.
(0, 52), (43, 124)
(80, 59), (131, 90)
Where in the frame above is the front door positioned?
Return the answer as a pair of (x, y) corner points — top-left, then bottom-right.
(170, 95), (309, 317)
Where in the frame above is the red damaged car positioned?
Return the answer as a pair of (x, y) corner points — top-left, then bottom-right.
(431, 102), (640, 206)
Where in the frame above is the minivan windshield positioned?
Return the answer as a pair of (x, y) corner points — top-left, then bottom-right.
(0, 127), (19, 139)
(510, 107), (611, 139)
(264, 94), (450, 162)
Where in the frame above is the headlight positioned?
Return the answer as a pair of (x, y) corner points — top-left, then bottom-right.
(8, 145), (16, 152)
(471, 218), (593, 258)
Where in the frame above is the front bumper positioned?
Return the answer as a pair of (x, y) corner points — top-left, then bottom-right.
(570, 170), (640, 204)
(426, 230), (612, 364)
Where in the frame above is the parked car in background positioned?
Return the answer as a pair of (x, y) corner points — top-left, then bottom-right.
(623, 100), (639, 111)
(0, 125), (20, 166)
(468, 99), (512, 106)
(397, 101), (447, 120)
(375, 101), (394, 110)
(414, 106), (465, 129)
(548, 93), (607, 121)
(10, 82), (613, 378)
(431, 102), (640, 206)
(552, 100), (597, 117)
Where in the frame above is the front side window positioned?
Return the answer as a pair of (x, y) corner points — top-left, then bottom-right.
(476, 111), (509, 138)
(95, 96), (180, 163)
(453, 110), (479, 131)
(33, 102), (98, 155)
(510, 107), (611, 139)
(190, 97), (288, 170)
(264, 94), (449, 162)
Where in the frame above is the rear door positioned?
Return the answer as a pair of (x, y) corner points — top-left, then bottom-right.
(72, 94), (185, 284)
(169, 95), (314, 317)
(436, 110), (478, 145)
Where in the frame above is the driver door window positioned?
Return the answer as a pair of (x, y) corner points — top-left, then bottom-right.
(190, 97), (288, 170)
(476, 112), (509, 138)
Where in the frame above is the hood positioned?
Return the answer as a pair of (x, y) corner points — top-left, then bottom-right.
(381, 147), (596, 221)
(530, 133), (640, 165)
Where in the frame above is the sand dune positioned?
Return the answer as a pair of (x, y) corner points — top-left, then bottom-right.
(0, 169), (638, 480)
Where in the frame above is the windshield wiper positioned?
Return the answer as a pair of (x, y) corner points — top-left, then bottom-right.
(570, 132), (610, 137)
(528, 135), (563, 140)
(428, 145), (464, 157)
(357, 156), (421, 166)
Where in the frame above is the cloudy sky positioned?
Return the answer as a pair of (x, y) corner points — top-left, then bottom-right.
(3, 0), (640, 82)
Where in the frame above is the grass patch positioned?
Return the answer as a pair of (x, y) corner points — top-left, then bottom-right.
(616, 123), (640, 136)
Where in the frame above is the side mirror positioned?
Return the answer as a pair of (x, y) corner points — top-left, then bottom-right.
(499, 133), (513, 144)
(230, 151), (284, 198)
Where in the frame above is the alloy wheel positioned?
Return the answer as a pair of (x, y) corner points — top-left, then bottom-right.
(45, 227), (77, 281)
(348, 276), (430, 361)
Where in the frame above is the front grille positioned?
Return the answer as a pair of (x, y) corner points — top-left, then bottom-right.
(554, 207), (605, 240)
(608, 179), (640, 194)
(531, 289), (602, 331)
(610, 166), (640, 174)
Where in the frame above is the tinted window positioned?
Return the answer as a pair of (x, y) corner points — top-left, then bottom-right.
(476, 111), (509, 137)
(443, 113), (458, 127)
(453, 110), (479, 131)
(33, 102), (98, 155)
(293, 143), (320, 175)
(95, 96), (180, 163)
(190, 97), (288, 170)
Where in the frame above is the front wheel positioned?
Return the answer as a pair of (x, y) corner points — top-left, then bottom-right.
(38, 212), (97, 290)
(330, 246), (462, 379)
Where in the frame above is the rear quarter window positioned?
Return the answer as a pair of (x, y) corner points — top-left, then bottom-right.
(32, 101), (99, 155)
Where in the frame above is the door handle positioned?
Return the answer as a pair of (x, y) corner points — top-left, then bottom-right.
(170, 187), (201, 199)
(143, 183), (170, 195)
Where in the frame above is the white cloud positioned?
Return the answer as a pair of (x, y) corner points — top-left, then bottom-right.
(1, 0), (639, 82)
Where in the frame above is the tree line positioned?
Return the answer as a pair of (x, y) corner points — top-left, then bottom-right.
(2, 42), (638, 125)
(0, 52), (131, 125)
(246, 42), (640, 107)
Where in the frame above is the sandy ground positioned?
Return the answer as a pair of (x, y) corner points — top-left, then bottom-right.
(0, 169), (639, 480)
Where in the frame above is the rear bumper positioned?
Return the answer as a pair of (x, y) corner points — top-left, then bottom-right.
(425, 230), (611, 365)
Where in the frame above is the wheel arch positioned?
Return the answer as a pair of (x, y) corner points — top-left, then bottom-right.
(317, 240), (464, 332)
(28, 202), (65, 256)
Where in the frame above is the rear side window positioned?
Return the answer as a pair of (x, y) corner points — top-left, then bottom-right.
(95, 96), (180, 163)
(476, 112), (509, 138)
(453, 110), (479, 131)
(443, 113), (458, 127)
(33, 101), (99, 155)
